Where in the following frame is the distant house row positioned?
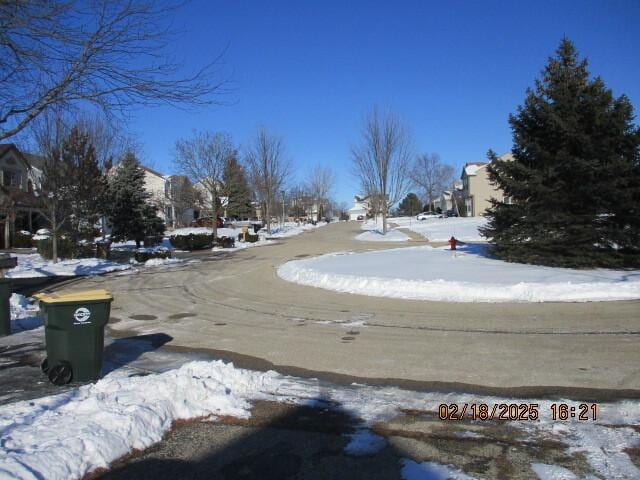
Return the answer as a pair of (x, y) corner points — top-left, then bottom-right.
(348, 152), (514, 219)
(0, 143), (262, 248)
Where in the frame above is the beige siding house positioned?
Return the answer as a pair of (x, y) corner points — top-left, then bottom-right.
(461, 153), (513, 217)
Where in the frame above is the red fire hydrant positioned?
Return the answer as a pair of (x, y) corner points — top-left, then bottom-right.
(448, 236), (458, 250)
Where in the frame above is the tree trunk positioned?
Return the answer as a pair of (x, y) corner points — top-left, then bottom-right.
(382, 203), (388, 234)
(265, 201), (271, 235)
(4, 219), (10, 250)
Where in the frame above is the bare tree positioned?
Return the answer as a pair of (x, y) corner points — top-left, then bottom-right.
(174, 131), (234, 237)
(164, 175), (197, 228)
(306, 165), (335, 222)
(411, 153), (455, 211)
(245, 128), (291, 234)
(0, 0), (229, 141)
(351, 108), (413, 234)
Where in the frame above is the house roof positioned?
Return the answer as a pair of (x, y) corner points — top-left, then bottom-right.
(141, 165), (165, 178)
(463, 162), (487, 176)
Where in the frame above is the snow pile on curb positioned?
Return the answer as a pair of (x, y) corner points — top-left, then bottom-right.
(355, 229), (410, 242)
(277, 245), (640, 302)
(6, 254), (130, 278)
(0, 361), (266, 479)
(265, 221), (327, 238)
(391, 216), (487, 242)
(0, 360), (638, 479)
(401, 459), (477, 480)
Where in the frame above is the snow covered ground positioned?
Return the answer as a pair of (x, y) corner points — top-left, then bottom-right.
(355, 229), (410, 242)
(6, 254), (131, 279)
(390, 216), (487, 242)
(277, 244), (640, 302)
(263, 221), (328, 238)
(0, 358), (638, 479)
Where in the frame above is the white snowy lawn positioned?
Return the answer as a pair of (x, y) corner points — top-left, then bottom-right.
(277, 244), (640, 302)
(0, 358), (638, 479)
(6, 254), (130, 279)
(390, 216), (487, 242)
(354, 218), (410, 242)
(356, 229), (410, 242)
(264, 221), (328, 238)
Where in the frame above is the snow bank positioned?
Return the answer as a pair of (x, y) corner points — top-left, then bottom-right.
(0, 359), (638, 479)
(391, 216), (487, 242)
(355, 229), (410, 242)
(401, 459), (477, 480)
(264, 221), (327, 238)
(6, 254), (130, 278)
(277, 245), (640, 302)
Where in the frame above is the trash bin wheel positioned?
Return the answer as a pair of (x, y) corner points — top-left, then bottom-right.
(48, 363), (72, 386)
(40, 358), (49, 373)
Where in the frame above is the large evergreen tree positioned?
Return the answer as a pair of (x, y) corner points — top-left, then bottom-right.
(105, 152), (156, 247)
(398, 193), (422, 216)
(481, 39), (640, 268)
(222, 153), (253, 218)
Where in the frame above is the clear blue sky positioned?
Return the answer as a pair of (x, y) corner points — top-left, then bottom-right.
(129, 0), (640, 206)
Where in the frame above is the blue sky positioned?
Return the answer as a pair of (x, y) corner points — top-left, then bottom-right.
(129, 0), (640, 205)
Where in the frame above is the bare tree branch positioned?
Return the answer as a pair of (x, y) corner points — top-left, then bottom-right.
(173, 130), (234, 237)
(244, 128), (291, 234)
(0, 0), (231, 141)
(351, 108), (413, 234)
(306, 165), (335, 222)
(410, 153), (455, 211)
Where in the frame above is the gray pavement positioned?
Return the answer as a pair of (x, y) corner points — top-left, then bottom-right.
(59, 220), (640, 397)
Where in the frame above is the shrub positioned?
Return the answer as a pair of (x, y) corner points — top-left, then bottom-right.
(169, 233), (214, 251)
(134, 247), (171, 263)
(74, 242), (96, 259)
(13, 231), (33, 248)
(238, 233), (259, 243)
(216, 236), (235, 248)
(35, 237), (74, 260)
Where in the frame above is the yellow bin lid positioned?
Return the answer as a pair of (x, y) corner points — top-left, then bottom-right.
(34, 289), (113, 304)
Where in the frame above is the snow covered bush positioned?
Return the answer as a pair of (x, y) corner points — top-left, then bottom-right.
(238, 232), (259, 243)
(134, 247), (172, 263)
(13, 231), (33, 248)
(169, 232), (214, 251)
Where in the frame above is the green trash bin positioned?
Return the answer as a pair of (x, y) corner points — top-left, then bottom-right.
(35, 289), (113, 385)
(0, 278), (11, 337)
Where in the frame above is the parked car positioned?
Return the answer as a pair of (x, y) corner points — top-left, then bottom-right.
(416, 212), (438, 220)
(356, 215), (365, 221)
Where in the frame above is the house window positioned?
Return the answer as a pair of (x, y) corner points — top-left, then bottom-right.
(2, 170), (21, 187)
(504, 196), (513, 205)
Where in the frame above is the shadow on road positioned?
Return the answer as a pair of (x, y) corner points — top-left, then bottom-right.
(98, 399), (408, 480)
(102, 333), (173, 375)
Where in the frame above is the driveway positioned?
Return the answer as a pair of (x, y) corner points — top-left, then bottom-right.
(57, 221), (639, 398)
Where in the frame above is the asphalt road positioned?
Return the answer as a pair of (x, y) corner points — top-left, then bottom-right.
(62, 221), (639, 398)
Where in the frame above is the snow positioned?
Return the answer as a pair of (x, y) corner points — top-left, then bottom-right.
(277, 244), (640, 302)
(142, 257), (183, 267)
(6, 254), (131, 279)
(264, 221), (328, 238)
(464, 163), (485, 176)
(531, 463), (580, 480)
(400, 459), (477, 480)
(0, 359), (638, 479)
(356, 229), (410, 242)
(344, 429), (386, 456)
(391, 216), (487, 242)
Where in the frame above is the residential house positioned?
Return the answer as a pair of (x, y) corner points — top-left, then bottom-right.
(140, 166), (171, 222)
(348, 195), (370, 220)
(461, 153), (513, 217)
(0, 144), (45, 248)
